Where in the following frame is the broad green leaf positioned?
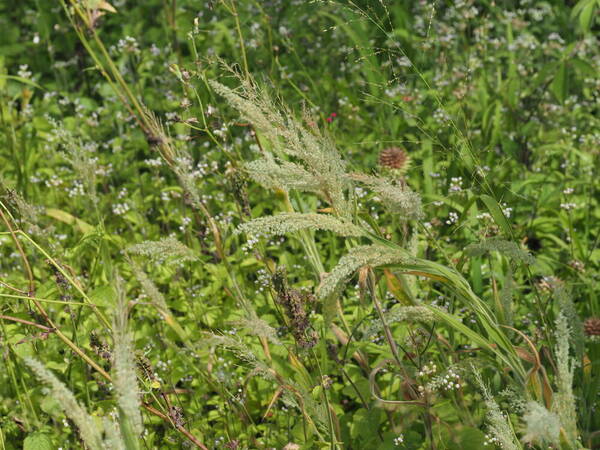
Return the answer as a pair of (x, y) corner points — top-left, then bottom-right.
(550, 61), (568, 103)
(0, 75), (44, 90)
(575, 0), (597, 32)
(89, 285), (116, 308)
(45, 208), (94, 234)
(23, 433), (53, 450)
(480, 195), (512, 237)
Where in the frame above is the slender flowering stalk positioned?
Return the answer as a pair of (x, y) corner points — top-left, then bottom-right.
(24, 358), (105, 450)
(236, 212), (365, 241)
(112, 277), (144, 444)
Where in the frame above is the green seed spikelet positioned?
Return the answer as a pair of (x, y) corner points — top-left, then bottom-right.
(210, 78), (349, 215)
(522, 401), (560, 446)
(349, 173), (423, 220)
(128, 235), (197, 264)
(245, 157), (322, 194)
(553, 313), (579, 446)
(112, 277), (144, 440)
(473, 370), (520, 450)
(318, 245), (411, 300)
(236, 212), (364, 240)
(464, 237), (535, 265)
(24, 358), (105, 450)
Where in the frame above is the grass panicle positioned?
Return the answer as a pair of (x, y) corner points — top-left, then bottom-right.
(474, 370), (520, 450)
(522, 401), (561, 446)
(210, 78), (349, 214)
(236, 212), (364, 240)
(464, 238), (535, 265)
(553, 313), (579, 446)
(349, 172), (423, 220)
(245, 156), (322, 194)
(127, 236), (197, 264)
(112, 276), (144, 441)
(24, 358), (105, 450)
(318, 245), (411, 299)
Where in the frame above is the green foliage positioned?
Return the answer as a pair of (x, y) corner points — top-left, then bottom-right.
(0, 0), (599, 448)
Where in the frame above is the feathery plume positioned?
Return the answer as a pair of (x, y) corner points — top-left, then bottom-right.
(234, 313), (281, 345)
(554, 284), (584, 357)
(102, 417), (126, 450)
(130, 261), (169, 312)
(236, 212), (364, 240)
(112, 276), (144, 438)
(24, 358), (105, 450)
(522, 401), (560, 446)
(172, 151), (205, 210)
(245, 157), (321, 194)
(127, 236), (197, 264)
(473, 370), (520, 450)
(204, 333), (271, 380)
(210, 78), (349, 214)
(318, 245), (411, 300)
(349, 173), (422, 220)
(464, 238), (535, 265)
(553, 313), (578, 446)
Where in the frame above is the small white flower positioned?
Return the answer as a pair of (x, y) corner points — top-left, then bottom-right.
(445, 211), (459, 225)
(112, 203), (130, 216)
(560, 202), (577, 211)
(18, 64), (32, 79)
(449, 176), (463, 193)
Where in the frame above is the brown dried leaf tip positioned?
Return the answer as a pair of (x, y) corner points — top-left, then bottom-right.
(584, 317), (600, 336)
(379, 147), (411, 172)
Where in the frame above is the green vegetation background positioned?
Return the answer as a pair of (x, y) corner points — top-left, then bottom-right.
(0, 0), (598, 449)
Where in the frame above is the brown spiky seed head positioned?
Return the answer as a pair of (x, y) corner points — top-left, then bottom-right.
(584, 317), (600, 336)
(379, 147), (409, 170)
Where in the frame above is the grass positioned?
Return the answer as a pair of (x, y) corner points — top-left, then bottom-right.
(0, 0), (599, 449)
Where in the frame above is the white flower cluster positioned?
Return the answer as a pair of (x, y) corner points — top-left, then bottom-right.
(426, 368), (463, 394)
(500, 203), (513, 218)
(440, 369), (462, 391)
(45, 175), (63, 188)
(416, 363), (437, 395)
(393, 434), (404, 446)
(560, 202), (577, 211)
(449, 176), (463, 193)
(145, 158), (163, 167)
(445, 211), (459, 225)
(18, 64), (32, 79)
(483, 433), (502, 447)
(418, 364), (437, 378)
(112, 203), (130, 216)
(67, 180), (85, 198)
(241, 235), (260, 254)
(117, 36), (140, 54)
(179, 217), (192, 231)
(255, 268), (270, 293)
